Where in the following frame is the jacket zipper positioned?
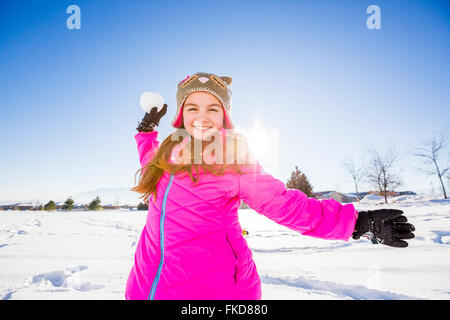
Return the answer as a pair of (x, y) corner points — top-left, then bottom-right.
(148, 173), (175, 300)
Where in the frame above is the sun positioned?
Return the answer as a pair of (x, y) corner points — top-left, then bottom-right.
(235, 119), (268, 162)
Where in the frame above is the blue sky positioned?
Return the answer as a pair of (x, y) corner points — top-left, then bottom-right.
(0, 0), (449, 201)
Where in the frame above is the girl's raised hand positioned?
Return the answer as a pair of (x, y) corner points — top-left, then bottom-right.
(136, 104), (168, 132)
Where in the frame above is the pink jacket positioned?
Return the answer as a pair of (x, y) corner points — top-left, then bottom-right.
(125, 130), (358, 300)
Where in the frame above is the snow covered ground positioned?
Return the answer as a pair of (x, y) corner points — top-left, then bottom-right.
(1, 194), (449, 300)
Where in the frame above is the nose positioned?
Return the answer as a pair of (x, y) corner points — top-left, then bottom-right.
(193, 117), (212, 126)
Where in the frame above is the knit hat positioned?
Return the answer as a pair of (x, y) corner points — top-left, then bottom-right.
(171, 72), (234, 129)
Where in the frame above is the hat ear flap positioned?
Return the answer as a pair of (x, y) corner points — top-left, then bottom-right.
(220, 76), (232, 86)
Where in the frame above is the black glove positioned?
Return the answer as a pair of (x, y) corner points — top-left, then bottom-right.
(136, 104), (168, 132)
(352, 209), (415, 248)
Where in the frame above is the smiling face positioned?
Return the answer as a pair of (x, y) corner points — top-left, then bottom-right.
(182, 91), (225, 141)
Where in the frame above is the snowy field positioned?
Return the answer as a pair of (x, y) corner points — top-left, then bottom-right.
(1, 194), (449, 300)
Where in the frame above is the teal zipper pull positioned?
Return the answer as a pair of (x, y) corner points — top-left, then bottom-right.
(148, 173), (175, 300)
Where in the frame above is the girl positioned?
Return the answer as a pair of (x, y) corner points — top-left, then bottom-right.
(125, 72), (415, 300)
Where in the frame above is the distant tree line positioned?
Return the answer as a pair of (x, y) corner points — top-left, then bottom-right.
(11, 128), (450, 211)
(36, 196), (149, 212)
(287, 128), (449, 204)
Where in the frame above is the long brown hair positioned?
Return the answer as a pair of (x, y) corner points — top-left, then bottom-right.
(132, 127), (255, 204)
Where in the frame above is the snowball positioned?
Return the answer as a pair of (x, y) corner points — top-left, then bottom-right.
(139, 92), (164, 113)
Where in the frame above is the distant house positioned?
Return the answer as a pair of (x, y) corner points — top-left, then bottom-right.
(363, 190), (417, 197)
(11, 202), (34, 211)
(314, 190), (417, 202)
(55, 202), (65, 210)
(313, 191), (358, 203)
(120, 204), (135, 210)
(102, 204), (121, 210)
(396, 191), (417, 196)
(0, 204), (13, 210)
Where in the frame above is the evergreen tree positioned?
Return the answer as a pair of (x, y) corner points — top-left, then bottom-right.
(88, 196), (102, 211)
(62, 197), (74, 210)
(44, 200), (57, 211)
(286, 166), (314, 197)
(137, 202), (148, 211)
(239, 201), (250, 209)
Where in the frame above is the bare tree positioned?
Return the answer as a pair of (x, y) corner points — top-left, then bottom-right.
(340, 156), (366, 201)
(366, 144), (402, 204)
(413, 129), (450, 199)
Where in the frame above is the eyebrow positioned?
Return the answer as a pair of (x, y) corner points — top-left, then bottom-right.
(185, 103), (221, 108)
